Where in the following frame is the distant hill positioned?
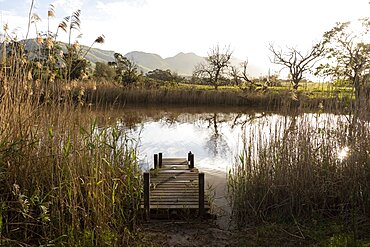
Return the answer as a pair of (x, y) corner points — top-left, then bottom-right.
(124, 51), (170, 73)
(164, 52), (205, 75)
(14, 39), (261, 77)
(124, 51), (207, 75)
(17, 39), (116, 64)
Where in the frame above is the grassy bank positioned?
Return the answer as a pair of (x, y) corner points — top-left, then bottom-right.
(79, 82), (355, 112)
(227, 110), (370, 245)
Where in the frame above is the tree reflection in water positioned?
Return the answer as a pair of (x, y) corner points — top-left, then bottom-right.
(203, 113), (230, 157)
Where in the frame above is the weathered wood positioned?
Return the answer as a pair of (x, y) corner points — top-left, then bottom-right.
(155, 170), (197, 174)
(154, 154), (158, 169)
(189, 153), (194, 169)
(142, 153), (208, 218)
(141, 204), (210, 209)
(144, 172), (150, 220)
(159, 153), (163, 168)
(199, 172), (205, 217)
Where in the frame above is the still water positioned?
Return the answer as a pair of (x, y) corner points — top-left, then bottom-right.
(95, 105), (349, 226)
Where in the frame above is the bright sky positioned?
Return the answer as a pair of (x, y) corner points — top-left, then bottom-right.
(0, 0), (369, 76)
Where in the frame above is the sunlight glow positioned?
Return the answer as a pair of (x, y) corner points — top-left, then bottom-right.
(338, 146), (350, 161)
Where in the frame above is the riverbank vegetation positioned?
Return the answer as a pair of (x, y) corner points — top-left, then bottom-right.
(228, 107), (370, 245)
(1, 2), (370, 246)
(0, 4), (146, 246)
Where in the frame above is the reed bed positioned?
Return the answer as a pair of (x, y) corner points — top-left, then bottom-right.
(0, 96), (143, 246)
(228, 110), (370, 241)
(83, 84), (351, 111)
(0, 40), (143, 246)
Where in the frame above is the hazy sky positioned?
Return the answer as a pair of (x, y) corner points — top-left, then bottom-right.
(0, 0), (369, 76)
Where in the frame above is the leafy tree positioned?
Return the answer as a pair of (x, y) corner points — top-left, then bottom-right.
(269, 42), (324, 90)
(193, 45), (232, 89)
(113, 53), (139, 85)
(317, 19), (370, 104)
(94, 62), (116, 80)
(146, 69), (173, 81)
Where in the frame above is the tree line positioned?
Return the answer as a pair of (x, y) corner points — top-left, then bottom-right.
(192, 18), (370, 102)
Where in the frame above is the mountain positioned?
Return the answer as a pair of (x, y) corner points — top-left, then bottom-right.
(83, 47), (115, 64)
(9, 39), (262, 76)
(124, 51), (170, 73)
(164, 52), (205, 75)
(124, 51), (262, 76)
(15, 39), (116, 64)
(124, 51), (206, 75)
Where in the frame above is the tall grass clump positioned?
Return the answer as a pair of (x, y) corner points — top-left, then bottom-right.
(0, 5), (143, 246)
(0, 106), (143, 246)
(228, 110), (370, 235)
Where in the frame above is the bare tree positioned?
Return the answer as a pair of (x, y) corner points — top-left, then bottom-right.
(269, 42), (324, 90)
(193, 45), (232, 89)
(229, 60), (255, 89)
(229, 65), (241, 86)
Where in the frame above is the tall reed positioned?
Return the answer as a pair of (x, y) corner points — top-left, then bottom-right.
(1, 28), (142, 247)
(228, 110), (370, 232)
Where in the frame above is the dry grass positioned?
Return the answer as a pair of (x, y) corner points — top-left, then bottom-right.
(227, 108), (370, 242)
(80, 83), (353, 112)
(0, 37), (143, 247)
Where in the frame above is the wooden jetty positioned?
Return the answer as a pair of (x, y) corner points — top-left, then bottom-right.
(142, 152), (209, 219)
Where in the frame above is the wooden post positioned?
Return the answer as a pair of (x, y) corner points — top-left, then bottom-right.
(159, 152), (162, 168)
(154, 154), (158, 169)
(199, 173), (205, 217)
(190, 153), (194, 169)
(187, 151), (192, 168)
(144, 172), (150, 220)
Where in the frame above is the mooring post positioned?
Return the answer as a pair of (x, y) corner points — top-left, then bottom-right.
(190, 153), (194, 169)
(187, 151), (192, 168)
(154, 154), (158, 169)
(159, 152), (163, 168)
(199, 172), (205, 217)
(144, 172), (150, 220)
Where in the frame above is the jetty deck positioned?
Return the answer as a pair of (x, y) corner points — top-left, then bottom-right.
(142, 152), (210, 219)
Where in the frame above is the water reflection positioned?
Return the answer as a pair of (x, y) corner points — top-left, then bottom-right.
(203, 113), (230, 157)
(91, 106), (364, 173)
(90, 105), (369, 228)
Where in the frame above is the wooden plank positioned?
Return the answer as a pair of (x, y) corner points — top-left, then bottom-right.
(152, 176), (198, 180)
(150, 198), (199, 202)
(151, 178), (198, 181)
(151, 175), (198, 178)
(152, 182), (197, 185)
(141, 205), (209, 209)
(141, 154), (209, 215)
(151, 179), (198, 182)
(151, 193), (198, 196)
(162, 158), (187, 162)
(144, 172), (150, 220)
(160, 165), (189, 170)
(149, 201), (201, 205)
(151, 195), (199, 199)
(157, 170), (197, 173)
(152, 184), (198, 188)
(199, 173), (205, 217)
(153, 172), (198, 176)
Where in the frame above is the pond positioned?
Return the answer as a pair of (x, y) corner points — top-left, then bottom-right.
(94, 105), (351, 228)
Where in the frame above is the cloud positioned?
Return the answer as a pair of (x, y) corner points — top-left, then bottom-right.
(52, 0), (85, 15)
(96, 0), (147, 12)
